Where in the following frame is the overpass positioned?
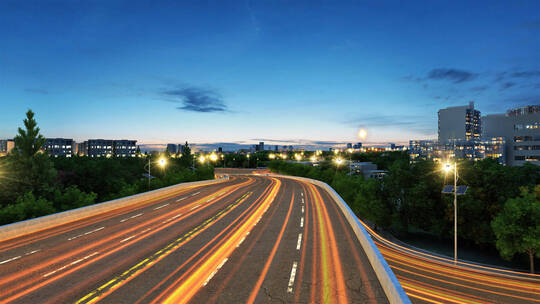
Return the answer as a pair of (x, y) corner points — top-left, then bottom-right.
(0, 170), (408, 303)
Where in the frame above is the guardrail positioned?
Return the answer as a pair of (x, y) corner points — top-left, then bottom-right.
(0, 178), (226, 242)
(273, 174), (411, 304)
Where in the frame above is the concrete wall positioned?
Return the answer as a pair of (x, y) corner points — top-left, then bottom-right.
(0, 178), (225, 242)
(438, 105), (467, 143)
(275, 174), (411, 304)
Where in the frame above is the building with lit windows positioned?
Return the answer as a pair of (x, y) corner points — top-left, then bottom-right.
(44, 138), (75, 157)
(438, 102), (481, 143)
(483, 105), (540, 166)
(113, 140), (137, 157)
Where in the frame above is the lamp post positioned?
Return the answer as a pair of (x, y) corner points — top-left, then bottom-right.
(443, 161), (458, 264)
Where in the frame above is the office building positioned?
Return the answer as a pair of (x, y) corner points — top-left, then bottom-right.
(0, 139), (14, 156)
(408, 140), (440, 162)
(113, 140), (137, 157)
(483, 105), (540, 166)
(346, 143), (352, 149)
(86, 139), (113, 157)
(44, 138), (75, 157)
(438, 102), (481, 143)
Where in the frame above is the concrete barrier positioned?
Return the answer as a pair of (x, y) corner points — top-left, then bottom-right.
(0, 178), (226, 242)
(275, 174), (411, 304)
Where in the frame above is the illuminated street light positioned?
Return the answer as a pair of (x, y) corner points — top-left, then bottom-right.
(269, 153), (275, 159)
(294, 153), (302, 161)
(310, 155), (317, 162)
(158, 158), (167, 167)
(209, 153), (218, 162)
(199, 155), (206, 163)
(442, 161), (460, 265)
(334, 157), (344, 166)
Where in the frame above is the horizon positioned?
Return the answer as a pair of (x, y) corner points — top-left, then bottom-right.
(1, 1), (539, 146)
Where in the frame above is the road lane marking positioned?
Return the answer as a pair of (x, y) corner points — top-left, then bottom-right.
(301, 193), (303, 197)
(25, 249), (40, 256)
(190, 204), (201, 210)
(191, 191), (200, 196)
(43, 251), (99, 277)
(296, 233), (302, 250)
(287, 262), (298, 293)
(163, 213), (184, 223)
(176, 197), (187, 202)
(68, 227), (105, 240)
(154, 203), (170, 210)
(120, 213), (143, 223)
(302, 198), (304, 204)
(120, 228), (152, 243)
(236, 236), (246, 247)
(300, 217), (304, 228)
(0, 256), (21, 265)
(301, 206), (304, 213)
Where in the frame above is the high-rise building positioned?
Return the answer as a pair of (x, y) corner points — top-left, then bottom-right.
(44, 138), (75, 157)
(483, 105), (540, 166)
(259, 142), (264, 151)
(438, 102), (481, 144)
(0, 139), (14, 156)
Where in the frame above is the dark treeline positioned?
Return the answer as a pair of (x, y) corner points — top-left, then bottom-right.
(0, 110), (214, 225)
(269, 152), (540, 273)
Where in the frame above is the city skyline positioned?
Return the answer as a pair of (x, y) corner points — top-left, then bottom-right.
(1, 1), (539, 146)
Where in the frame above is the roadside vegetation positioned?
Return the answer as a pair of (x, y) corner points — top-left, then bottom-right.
(269, 155), (540, 273)
(0, 110), (214, 226)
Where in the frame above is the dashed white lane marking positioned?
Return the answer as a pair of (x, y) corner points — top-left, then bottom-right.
(301, 193), (304, 197)
(190, 204), (201, 211)
(300, 217), (304, 228)
(287, 261), (298, 293)
(301, 198), (304, 204)
(296, 233), (303, 250)
(43, 251), (99, 277)
(237, 236), (246, 248)
(68, 227), (105, 240)
(203, 258), (228, 286)
(25, 249), (40, 256)
(163, 213), (183, 223)
(191, 191), (201, 196)
(120, 213), (143, 223)
(120, 228), (152, 243)
(301, 206), (304, 213)
(154, 203), (170, 210)
(176, 197), (187, 202)
(0, 256), (21, 265)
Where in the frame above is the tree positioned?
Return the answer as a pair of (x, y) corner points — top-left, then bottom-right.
(492, 186), (540, 273)
(13, 110), (46, 158)
(180, 141), (193, 168)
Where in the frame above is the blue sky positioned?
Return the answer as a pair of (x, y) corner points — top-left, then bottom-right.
(1, 1), (539, 149)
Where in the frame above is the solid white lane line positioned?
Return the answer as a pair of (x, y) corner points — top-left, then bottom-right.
(43, 251), (99, 277)
(0, 256), (21, 265)
(287, 262), (298, 293)
(300, 217), (304, 228)
(296, 233), (302, 250)
(203, 258), (228, 287)
(176, 197), (186, 202)
(68, 227), (105, 241)
(154, 203), (170, 210)
(301, 206), (304, 213)
(190, 204), (201, 211)
(25, 249), (41, 256)
(120, 213), (143, 223)
(191, 191), (201, 196)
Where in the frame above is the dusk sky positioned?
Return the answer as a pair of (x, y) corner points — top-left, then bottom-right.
(1, 1), (539, 150)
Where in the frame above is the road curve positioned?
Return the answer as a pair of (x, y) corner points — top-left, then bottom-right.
(0, 174), (388, 303)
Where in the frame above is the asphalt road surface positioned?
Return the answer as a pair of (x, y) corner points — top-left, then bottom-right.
(0, 173), (388, 303)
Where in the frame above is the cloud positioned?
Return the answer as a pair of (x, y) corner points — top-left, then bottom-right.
(510, 70), (540, 78)
(426, 68), (478, 83)
(470, 85), (489, 92)
(24, 88), (49, 95)
(344, 114), (435, 136)
(500, 82), (516, 91)
(163, 86), (228, 113)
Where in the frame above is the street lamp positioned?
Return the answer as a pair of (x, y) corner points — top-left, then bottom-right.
(198, 155), (206, 164)
(442, 161), (458, 264)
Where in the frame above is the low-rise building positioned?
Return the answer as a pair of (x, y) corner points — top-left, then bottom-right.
(44, 138), (75, 157)
(0, 139), (14, 156)
(113, 140), (137, 157)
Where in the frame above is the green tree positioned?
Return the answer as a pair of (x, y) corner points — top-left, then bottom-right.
(13, 110), (46, 158)
(492, 186), (540, 273)
(180, 141), (193, 168)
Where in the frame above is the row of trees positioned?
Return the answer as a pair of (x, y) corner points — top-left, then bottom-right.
(269, 155), (540, 273)
(0, 110), (213, 225)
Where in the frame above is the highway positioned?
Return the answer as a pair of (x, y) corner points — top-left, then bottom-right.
(361, 211), (540, 303)
(0, 173), (388, 303)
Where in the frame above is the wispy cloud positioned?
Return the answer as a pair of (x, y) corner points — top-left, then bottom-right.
(24, 88), (49, 95)
(425, 68), (478, 83)
(470, 85), (489, 92)
(163, 86), (228, 113)
(510, 70), (540, 78)
(500, 81), (516, 91)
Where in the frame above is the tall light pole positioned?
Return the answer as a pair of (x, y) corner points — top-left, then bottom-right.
(443, 162), (458, 264)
